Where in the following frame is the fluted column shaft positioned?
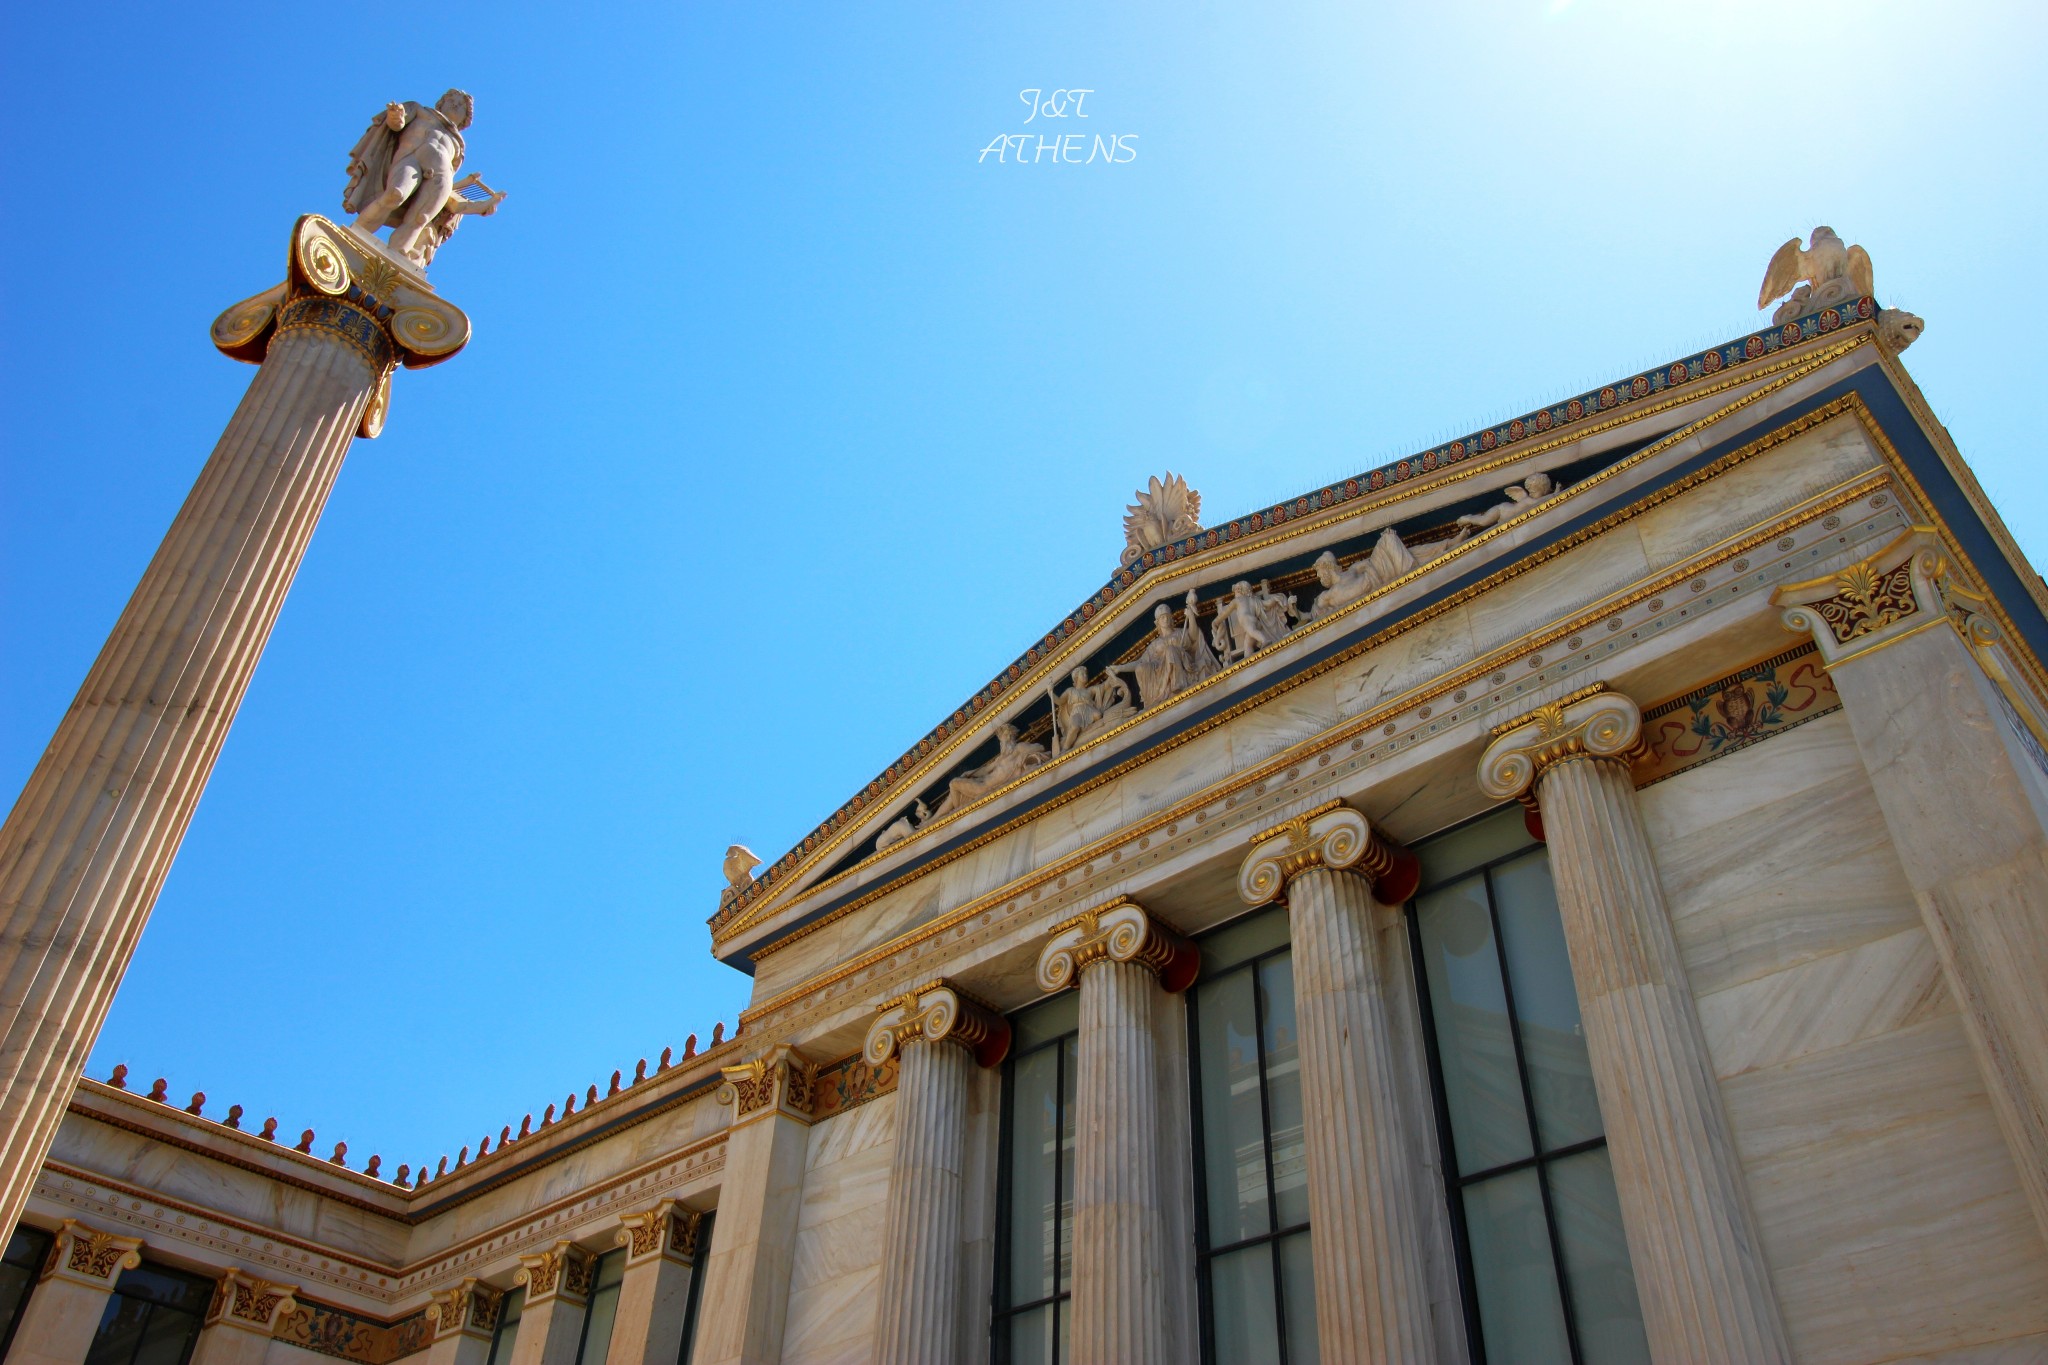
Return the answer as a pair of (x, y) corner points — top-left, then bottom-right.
(0, 312), (379, 1239)
(1287, 865), (1437, 1364)
(873, 1038), (974, 1365)
(1071, 958), (1171, 1365)
(1538, 753), (1788, 1363)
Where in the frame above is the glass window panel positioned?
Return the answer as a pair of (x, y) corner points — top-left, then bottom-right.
(1462, 1170), (1571, 1365)
(1202, 907), (1292, 975)
(0, 1227), (49, 1359)
(84, 1295), (150, 1365)
(576, 1249), (626, 1365)
(1197, 967), (1271, 1243)
(1013, 993), (1080, 1051)
(1006, 1045), (1062, 1306)
(114, 1266), (214, 1314)
(676, 1215), (709, 1365)
(1492, 852), (1602, 1152)
(1055, 1302), (1070, 1365)
(1418, 808), (1534, 887)
(1002, 1303), (1055, 1365)
(488, 1287), (524, 1365)
(1548, 1149), (1650, 1365)
(1207, 1243), (1280, 1365)
(1057, 1036), (1077, 1298)
(1258, 954), (1309, 1232)
(1417, 875), (1532, 1174)
(130, 1302), (202, 1365)
(1277, 1230), (1320, 1365)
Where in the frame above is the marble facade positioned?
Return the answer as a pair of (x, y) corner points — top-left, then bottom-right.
(10, 277), (2048, 1365)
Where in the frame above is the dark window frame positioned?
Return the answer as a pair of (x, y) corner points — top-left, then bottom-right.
(675, 1211), (713, 1365)
(1405, 809), (1615, 1365)
(989, 1005), (1078, 1364)
(571, 1247), (627, 1365)
(82, 1259), (213, 1365)
(484, 1285), (524, 1365)
(0, 1225), (54, 1362)
(1185, 929), (1312, 1365)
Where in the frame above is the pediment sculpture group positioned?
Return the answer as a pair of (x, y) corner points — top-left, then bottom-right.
(873, 468), (1560, 852)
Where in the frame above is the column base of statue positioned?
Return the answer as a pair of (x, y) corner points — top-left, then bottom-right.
(1778, 532), (2048, 1241)
(0, 216), (467, 1242)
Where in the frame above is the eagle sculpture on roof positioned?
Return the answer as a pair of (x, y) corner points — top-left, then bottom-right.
(1758, 227), (1874, 325)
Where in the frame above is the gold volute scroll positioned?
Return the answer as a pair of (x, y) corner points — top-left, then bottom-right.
(212, 215), (471, 370)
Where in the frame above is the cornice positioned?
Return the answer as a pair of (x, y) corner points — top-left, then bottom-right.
(717, 304), (1887, 937)
(733, 348), (1877, 971)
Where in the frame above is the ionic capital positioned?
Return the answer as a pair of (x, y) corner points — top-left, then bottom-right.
(715, 1044), (816, 1127)
(1035, 898), (1197, 995)
(864, 980), (1011, 1069)
(40, 1219), (143, 1288)
(1772, 527), (1974, 667)
(1479, 684), (1646, 805)
(427, 1278), (505, 1342)
(204, 1269), (299, 1337)
(616, 1200), (703, 1268)
(1239, 799), (1420, 907)
(516, 1241), (595, 1305)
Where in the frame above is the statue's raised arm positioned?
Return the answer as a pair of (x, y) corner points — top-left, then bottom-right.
(342, 88), (506, 271)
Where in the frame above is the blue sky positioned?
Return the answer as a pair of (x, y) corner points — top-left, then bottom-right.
(4, 0), (2043, 1173)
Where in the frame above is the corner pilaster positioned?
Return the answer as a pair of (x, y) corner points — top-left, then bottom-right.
(606, 1203), (702, 1365)
(1776, 528), (2048, 1243)
(691, 1047), (816, 1365)
(189, 1270), (298, 1365)
(509, 1243), (594, 1365)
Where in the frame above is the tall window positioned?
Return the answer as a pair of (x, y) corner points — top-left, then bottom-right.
(574, 1249), (626, 1365)
(0, 1226), (53, 1360)
(992, 991), (1080, 1364)
(82, 1261), (213, 1365)
(676, 1212), (714, 1365)
(1187, 905), (1318, 1365)
(1409, 808), (1649, 1364)
(485, 1286), (523, 1365)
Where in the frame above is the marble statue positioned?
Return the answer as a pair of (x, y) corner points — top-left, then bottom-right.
(1135, 590), (1221, 707)
(875, 800), (930, 852)
(1122, 474), (1202, 566)
(1052, 667), (1137, 754)
(1210, 580), (1299, 664)
(931, 724), (1048, 819)
(1758, 227), (1873, 325)
(722, 844), (760, 891)
(344, 89), (507, 269)
(1308, 529), (1415, 620)
(1878, 308), (1925, 352)
(1453, 472), (1556, 541)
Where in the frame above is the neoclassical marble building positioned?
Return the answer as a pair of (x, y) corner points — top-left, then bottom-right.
(8, 239), (2048, 1365)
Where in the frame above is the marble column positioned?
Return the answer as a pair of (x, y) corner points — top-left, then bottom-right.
(1481, 686), (1790, 1364)
(692, 1047), (815, 1365)
(1036, 899), (1197, 1365)
(1238, 801), (1436, 1364)
(188, 1269), (297, 1365)
(1776, 530), (2048, 1240)
(425, 1279), (506, 1365)
(863, 980), (1010, 1365)
(606, 1203), (701, 1365)
(0, 217), (469, 1240)
(510, 1243), (595, 1365)
(2, 1219), (143, 1365)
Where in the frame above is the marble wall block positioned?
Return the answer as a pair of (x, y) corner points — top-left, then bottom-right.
(776, 1098), (894, 1365)
(1641, 712), (2048, 1362)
